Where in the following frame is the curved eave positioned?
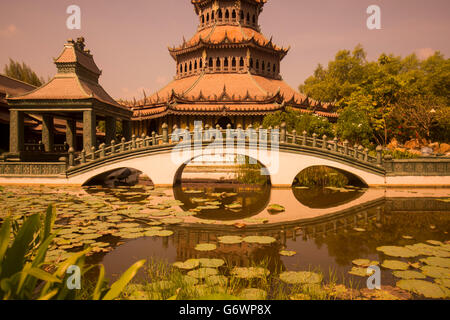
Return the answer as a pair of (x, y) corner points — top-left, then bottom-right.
(169, 39), (289, 60)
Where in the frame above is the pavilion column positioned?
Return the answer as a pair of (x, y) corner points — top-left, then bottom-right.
(42, 115), (54, 152)
(122, 120), (132, 141)
(66, 119), (77, 151)
(9, 110), (24, 154)
(105, 116), (117, 145)
(83, 110), (97, 151)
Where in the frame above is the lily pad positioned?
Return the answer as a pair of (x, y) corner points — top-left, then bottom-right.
(419, 257), (450, 268)
(231, 267), (270, 279)
(187, 268), (218, 279)
(381, 260), (410, 270)
(279, 250), (297, 257)
(195, 243), (217, 252)
(352, 259), (379, 268)
(242, 236), (276, 245)
(392, 270), (427, 279)
(421, 266), (450, 279)
(267, 204), (285, 214)
(397, 280), (449, 299)
(348, 267), (375, 277)
(198, 258), (225, 268)
(239, 288), (267, 300)
(279, 271), (322, 284)
(376, 246), (418, 258)
(173, 259), (200, 270)
(205, 275), (228, 286)
(218, 236), (243, 244)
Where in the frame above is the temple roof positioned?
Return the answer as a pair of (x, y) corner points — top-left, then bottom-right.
(130, 72), (336, 120)
(169, 25), (288, 58)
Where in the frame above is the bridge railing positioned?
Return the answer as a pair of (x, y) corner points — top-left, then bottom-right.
(68, 122), (384, 169)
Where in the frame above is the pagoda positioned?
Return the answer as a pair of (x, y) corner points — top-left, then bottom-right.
(129, 0), (337, 135)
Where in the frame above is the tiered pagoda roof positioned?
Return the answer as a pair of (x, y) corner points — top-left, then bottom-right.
(128, 0), (337, 121)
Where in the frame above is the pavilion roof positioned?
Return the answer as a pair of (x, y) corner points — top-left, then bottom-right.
(7, 38), (132, 118)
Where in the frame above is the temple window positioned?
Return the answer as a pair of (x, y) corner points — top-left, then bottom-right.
(240, 10), (244, 21)
(256, 59), (259, 69)
(179, 64), (182, 73)
(209, 57), (213, 67)
(201, 15), (205, 24)
(250, 58), (253, 68)
(200, 59), (203, 68)
(216, 58), (221, 67)
(211, 11), (215, 20)
(184, 63), (187, 72)
(232, 10), (236, 20)
(206, 13), (209, 22)
(218, 9), (223, 19)
(194, 61), (198, 70)
(224, 57), (229, 67)
(262, 61), (265, 72)
(253, 15), (256, 24)
(247, 13), (250, 23)
(267, 62), (271, 72)
(225, 10), (229, 19)
(273, 64), (276, 73)
(240, 57), (244, 67)
(189, 61), (192, 71)
(232, 57), (236, 67)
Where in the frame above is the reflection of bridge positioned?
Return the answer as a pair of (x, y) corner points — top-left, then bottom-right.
(0, 124), (449, 186)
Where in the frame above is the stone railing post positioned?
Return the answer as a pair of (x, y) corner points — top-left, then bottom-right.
(358, 145), (364, 160)
(302, 131), (307, 146)
(376, 145), (383, 164)
(204, 124), (210, 141)
(364, 148), (369, 162)
(333, 137), (338, 152)
(353, 144), (359, 158)
(99, 143), (105, 158)
(312, 133), (317, 148)
(68, 147), (75, 167)
(141, 133), (146, 148)
(131, 135), (136, 149)
(81, 149), (86, 164)
(162, 123), (169, 143)
(322, 135), (328, 150)
(292, 130), (297, 144)
(152, 132), (156, 145)
(280, 122), (287, 142)
(91, 146), (96, 161)
(344, 140), (349, 155)
(121, 137), (126, 152)
(111, 140), (116, 155)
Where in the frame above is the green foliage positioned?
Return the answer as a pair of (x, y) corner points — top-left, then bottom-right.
(236, 156), (268, 185)
(336, 101), (373, 146)
(3, 58), (45, 87)
(262, 109), (333, 137)
(0, 204), (145, 300)
(299, 45), (450, 145)
(293, 166), (348, 188)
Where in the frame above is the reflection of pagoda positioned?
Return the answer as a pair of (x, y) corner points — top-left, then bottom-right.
(129, 0), (337, 136)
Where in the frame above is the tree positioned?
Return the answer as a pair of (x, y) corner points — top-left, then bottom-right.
(3, 58), (45, 87)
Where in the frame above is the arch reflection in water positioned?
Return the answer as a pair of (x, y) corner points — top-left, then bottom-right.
(173, 184), (271, 221)
(292, 187), (365, 209)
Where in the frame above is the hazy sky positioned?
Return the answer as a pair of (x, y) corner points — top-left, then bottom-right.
(0, 0), (449, 100)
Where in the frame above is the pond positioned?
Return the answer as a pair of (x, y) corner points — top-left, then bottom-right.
(0, 184), (449, 299)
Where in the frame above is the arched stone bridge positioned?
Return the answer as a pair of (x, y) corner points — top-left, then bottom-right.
(0, 124), (449, 186)
(59, 124), (449, 187)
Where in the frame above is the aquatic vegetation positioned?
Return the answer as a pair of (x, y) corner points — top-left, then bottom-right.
(376, 246), (418, 258)
(231, 267), (270, 279)
(397, 280), (449, 299)
(279, 250), (297, 257)
(194, 243), (217, 252)
(218, 236), (243, 244)
(267, 204), (285, 214)
(242, 236), (277, 245)
(279, 271), (322, 285)
(392, 270), (427, 280)
(381, 260), (410, 270)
